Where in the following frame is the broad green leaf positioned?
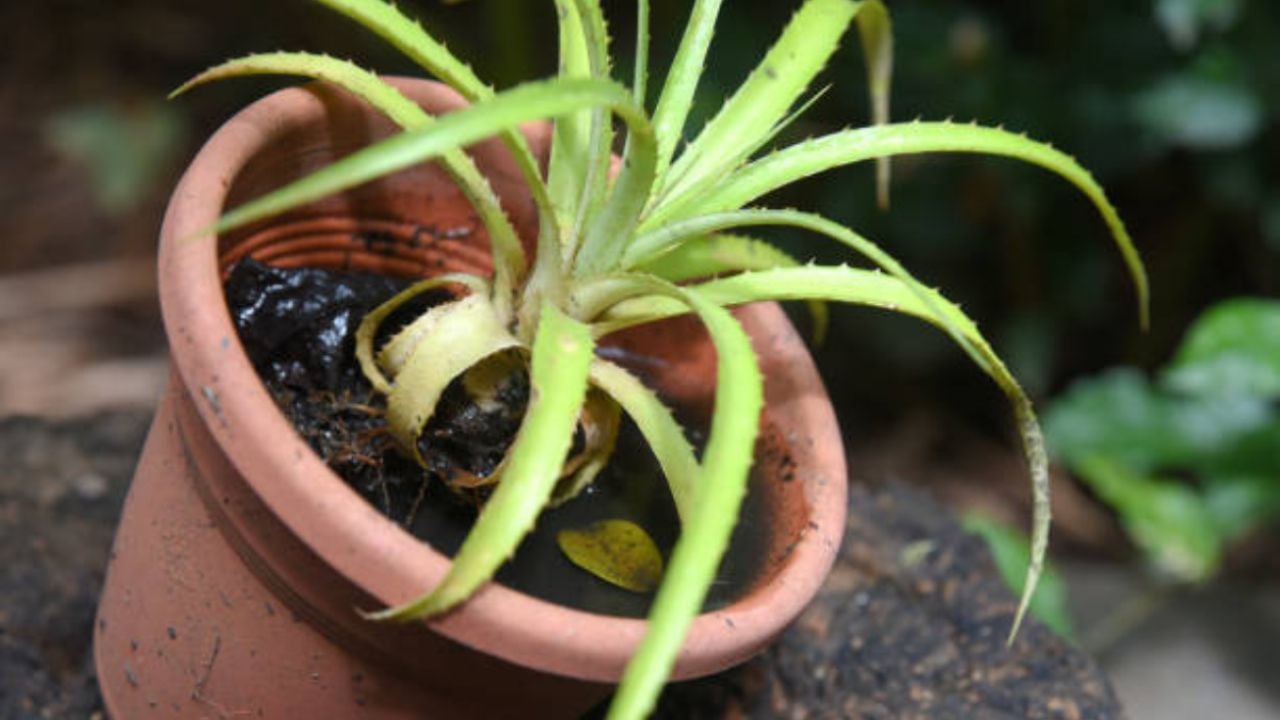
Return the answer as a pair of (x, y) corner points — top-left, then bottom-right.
(1202, 473), (1280, 542)
(383, 295), (521, 463)
(589, 359), (699, 523)
(1044, 368), (1271, 472)
(173, 51), (526, 309)
(646, 121), (1149, 329)
(635, 233), (828, 344)
(1195, 419), (1280, 489)
(649, 0), (724, 183)
(1075, 455), (1222, 583)
(367, 302), (595, 620)
(557, 519), (664, 593)
(203, 77), (643, 241)
(961, 514), (1075, 639)
(354, 273), (487, 393)
(660, 0), (858, 205)
(607, 279), (762, 720)
(1164, 297), (1280, 399)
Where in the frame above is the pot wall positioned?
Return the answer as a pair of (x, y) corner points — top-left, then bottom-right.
(94, 78), (847, 718)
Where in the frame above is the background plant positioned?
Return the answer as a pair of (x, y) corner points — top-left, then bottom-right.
(1045, 297), (1280, 586)
(176, 0), (1146, 717)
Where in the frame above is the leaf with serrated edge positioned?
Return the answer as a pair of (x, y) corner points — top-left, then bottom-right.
(367, 303), (595, 620)
(589, 358), (699, 523)
(594, 260), (1048, 642)
(649, 0), (724, 183)
(636, 233), (829, 344)
(660, 0), (857, 205)
(173, 51), (525, 312)
(603, 277), (762, 720)
(201, 77), (644, 242)
(313, 0), (556, 252)
(646, 121), (1149, 329)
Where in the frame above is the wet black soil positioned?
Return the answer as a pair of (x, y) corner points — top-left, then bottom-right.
(223, 258), (766, 617)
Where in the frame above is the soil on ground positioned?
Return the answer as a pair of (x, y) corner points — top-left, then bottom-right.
(0, 411), (1123, 719)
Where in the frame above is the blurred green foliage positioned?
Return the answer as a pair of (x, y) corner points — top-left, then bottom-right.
(44, 102), (187, 216)
(1045, 298), (1280, 583)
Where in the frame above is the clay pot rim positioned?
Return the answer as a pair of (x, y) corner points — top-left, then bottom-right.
(157, 77), (846, 682)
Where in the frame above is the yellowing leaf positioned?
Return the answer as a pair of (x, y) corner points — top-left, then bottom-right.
(557, 519), (664, 593)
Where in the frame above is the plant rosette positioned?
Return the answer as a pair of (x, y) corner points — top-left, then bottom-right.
(94, 1), (1148, 719)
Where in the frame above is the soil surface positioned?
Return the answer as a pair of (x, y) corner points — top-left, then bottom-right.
(224, 258), (765, 617)
(0, 411), (1123, 719)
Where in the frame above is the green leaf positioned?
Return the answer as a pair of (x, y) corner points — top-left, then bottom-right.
(1164, 297), (1280, 399)
(367, 302), (595, 620)
(547, 0), (605, 242)
(44, 101), (185, 217)
(647, 121), (1149, 329)
(635, 233), (828, 343)
(593, 259), (1049, 641)
(606, 280), (763, 720)
(1074, 455), (1223, 583)
(1202, 473), (1280, 542)
(172, 51), (423, 124)
(1044, 368), (1271, 472)
(961, 514), (1075, 639)
(202, 77), (641, 241)
(649, 0), (724, 183)
(315, 0), (490, 99)
(313, 0), (555, 245)
(1195, 419), (1280, 488)
(557, 519), (664, 593)
(632, 0), (650, 106)
(853, 0), (893, 208)
(589, 359), (699, 523)
(659, 0), (859, 205)
(173, 51), (526, 310)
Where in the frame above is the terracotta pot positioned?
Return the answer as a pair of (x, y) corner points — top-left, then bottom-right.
(94, 78), (847, 718)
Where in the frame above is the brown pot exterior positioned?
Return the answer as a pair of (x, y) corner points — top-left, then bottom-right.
(95, 78), (847, 718)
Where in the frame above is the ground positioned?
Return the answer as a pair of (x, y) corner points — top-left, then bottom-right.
(1, 411), (1122, 719)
